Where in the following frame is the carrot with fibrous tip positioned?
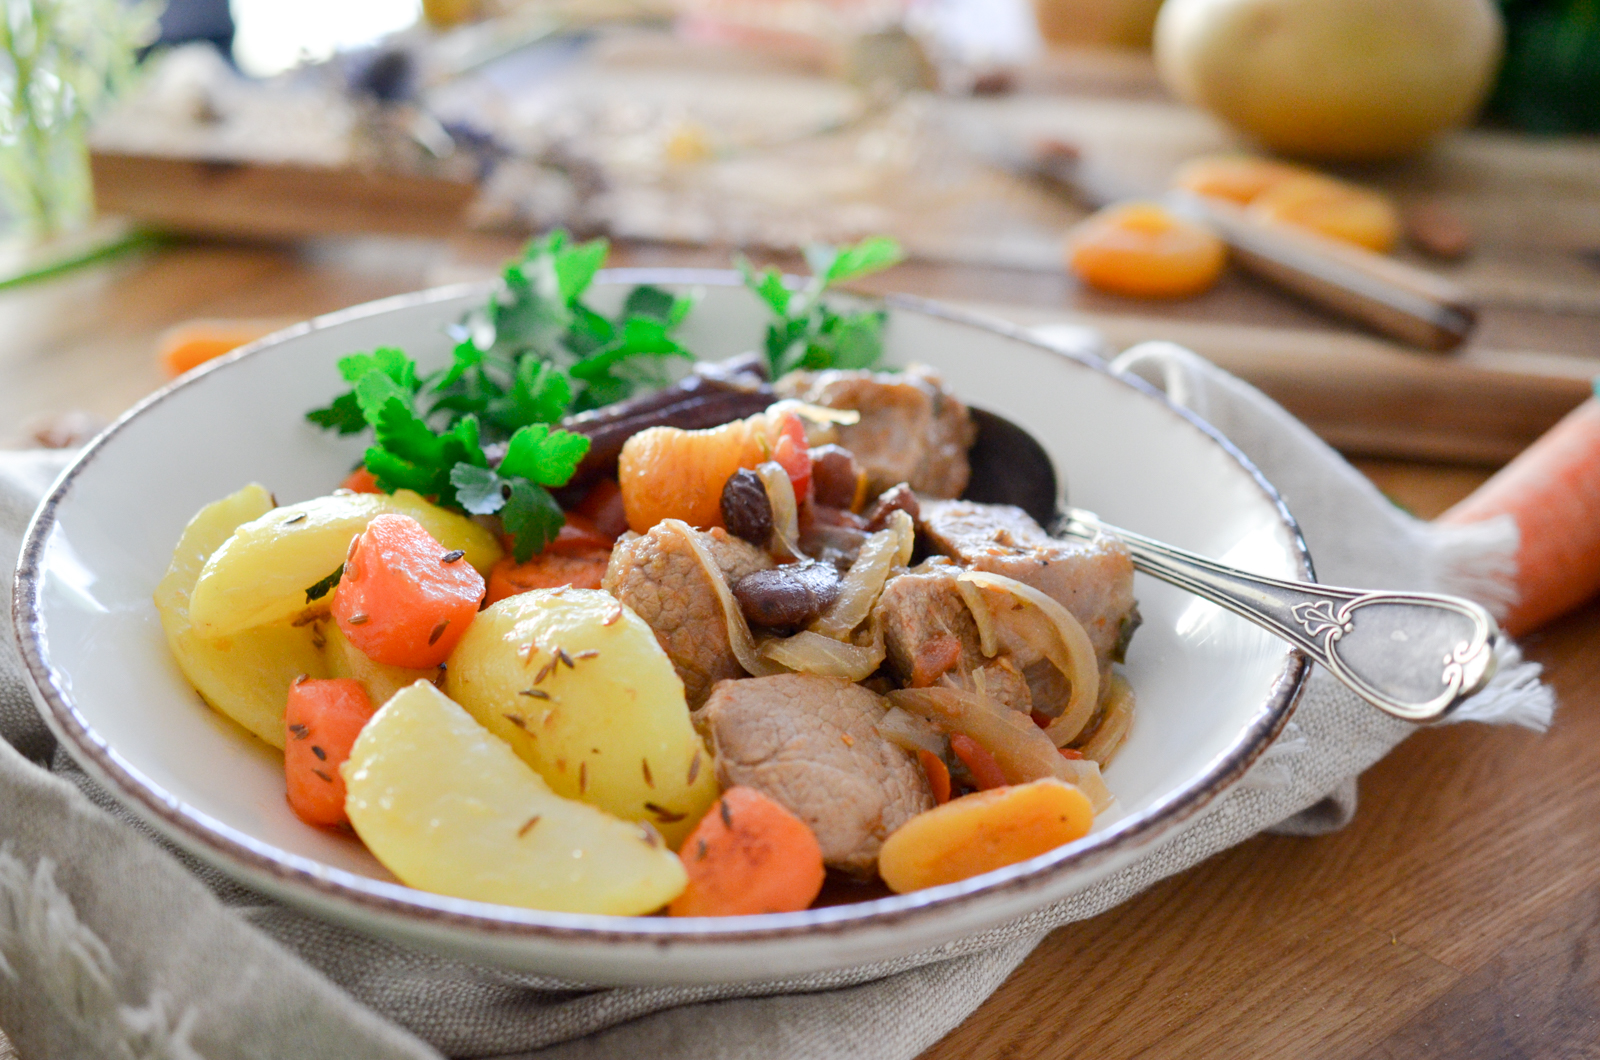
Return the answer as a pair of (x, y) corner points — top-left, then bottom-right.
(668, 786), (825, 916)
(950, 733), (1008, 791)
(284, 678), (375, 828)
(1438, 394), (1600, 636)
(332, 514), (486, 668)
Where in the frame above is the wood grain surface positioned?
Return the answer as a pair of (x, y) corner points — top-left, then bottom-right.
(0, 236), (1595, 1060)
(86, 40), (1600, 464)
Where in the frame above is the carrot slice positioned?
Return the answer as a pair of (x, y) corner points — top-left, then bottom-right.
(1438, 396), (1600, 635)
(919, 749), (952, 805)
(157, 319), (284, 377)
(284, 678), (375, 828)
(669, 786), (826, 917)
(911, 635), (963, 688)
(486, 549), (612, 604)
(332, 513), (485, 668)
(340, 467), (382, 494)
(951, 733), (1008, 791)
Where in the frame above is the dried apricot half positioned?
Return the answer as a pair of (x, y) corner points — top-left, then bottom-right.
(1066, 201), (1227, 299)
(1248, 173), (1400, 253)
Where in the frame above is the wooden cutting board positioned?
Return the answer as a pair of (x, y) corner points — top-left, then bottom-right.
(88, 46), (1600, 466)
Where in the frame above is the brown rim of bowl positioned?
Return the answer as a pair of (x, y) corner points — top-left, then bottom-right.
(12, 269), (1313, 947)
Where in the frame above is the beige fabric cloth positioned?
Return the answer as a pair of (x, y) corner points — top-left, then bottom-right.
(0, 346), (1552, 1060)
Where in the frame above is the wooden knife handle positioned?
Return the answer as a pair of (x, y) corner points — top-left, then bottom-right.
(1174, 192), (1479, 351)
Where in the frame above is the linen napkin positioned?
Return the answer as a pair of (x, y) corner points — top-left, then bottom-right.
(0, 342), (1553, 1060)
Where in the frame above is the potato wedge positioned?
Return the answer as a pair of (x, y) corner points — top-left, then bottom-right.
(877, 778), (1094, 894)
(446, 589), (719, 848)
(188, 489), (501, 638)
(343, 681), (687, 914)
(154, 484), (327, 748)
(321, 620), (438, 709)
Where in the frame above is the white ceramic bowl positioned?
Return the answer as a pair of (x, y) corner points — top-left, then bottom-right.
(14, 271), (1310, 985)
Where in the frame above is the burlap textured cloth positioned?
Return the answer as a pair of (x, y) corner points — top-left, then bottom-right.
(0, 343), (1553, 1060)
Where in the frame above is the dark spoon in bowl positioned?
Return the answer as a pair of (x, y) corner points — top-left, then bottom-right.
(962, 408), (1499, 723)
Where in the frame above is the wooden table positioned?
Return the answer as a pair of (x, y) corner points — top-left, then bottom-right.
(1, 236), (1597, 1059)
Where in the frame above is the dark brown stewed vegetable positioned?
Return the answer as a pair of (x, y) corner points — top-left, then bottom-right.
(721, 469), (773, 545)
(864, 483), (920, 532)
(733, 562), (843, 629)
(554, 357), (774, 489)
(809, 445), (865, 510)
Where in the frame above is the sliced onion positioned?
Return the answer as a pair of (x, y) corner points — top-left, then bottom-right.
(1059, 757), (1114, 813)
(766, 399), (861, 427)
(1077, 673), (1134, 766)
(662, 519), (785, 678)
(956, 578), (999, 659)
(754, 461), (804, 563)
(760, 629), (885, 681)
(957, 570), (1100, 747)
(887, 686), (1075, 789)
(810, 509), (913, 641)
(876, 705), (946, 757)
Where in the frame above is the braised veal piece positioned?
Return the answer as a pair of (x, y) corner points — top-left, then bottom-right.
(696, 673), (935, 875)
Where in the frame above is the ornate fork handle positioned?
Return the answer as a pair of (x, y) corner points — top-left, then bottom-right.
(1061, 509), (1499, 723)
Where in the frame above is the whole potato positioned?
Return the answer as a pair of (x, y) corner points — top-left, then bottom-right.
(446, 589), (720, 847)
(1155, 0), (1503, 160)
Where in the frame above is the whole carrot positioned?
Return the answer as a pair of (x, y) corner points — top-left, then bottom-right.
(1438, 394), (1600, 636)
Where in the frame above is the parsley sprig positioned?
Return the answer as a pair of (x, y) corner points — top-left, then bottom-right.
(328, 348), (589, 560)
(306, 231), (700, 560)
(307, 232), (906, 562)
(739, 236), (904, 379)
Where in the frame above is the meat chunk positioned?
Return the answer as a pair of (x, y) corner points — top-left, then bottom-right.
(776, 365), (976, 499)
(875, 562), (1034, 711)
(876, 562), (985, 686)
(696, 674), (933, 875)
(919, 499), (1139, 671)
(602, 523), (773, 707)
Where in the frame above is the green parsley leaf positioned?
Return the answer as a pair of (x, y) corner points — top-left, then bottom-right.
(822, 236), (904, 285)
(738, 256), (794, 317)
(487, 357), (572, 434)
(305, 565), (344, 604)
(339, 347), (417, 390)
(307, 347), (420, 433)
(305, 391), (367, 434)
(499, 423), (591, 487)
(622, 284), (683, 323)
(362, 379), (487, 504)
(552, 236), (609, 304)
(501, 478), (566, 562)
(432, 338), (484, 392)
(448, 462), (509, 516)
(745, 236), (901, 379)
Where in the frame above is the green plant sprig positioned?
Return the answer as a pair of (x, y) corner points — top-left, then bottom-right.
(307, 232), (906, 560)
(738, 236), (905, 380)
